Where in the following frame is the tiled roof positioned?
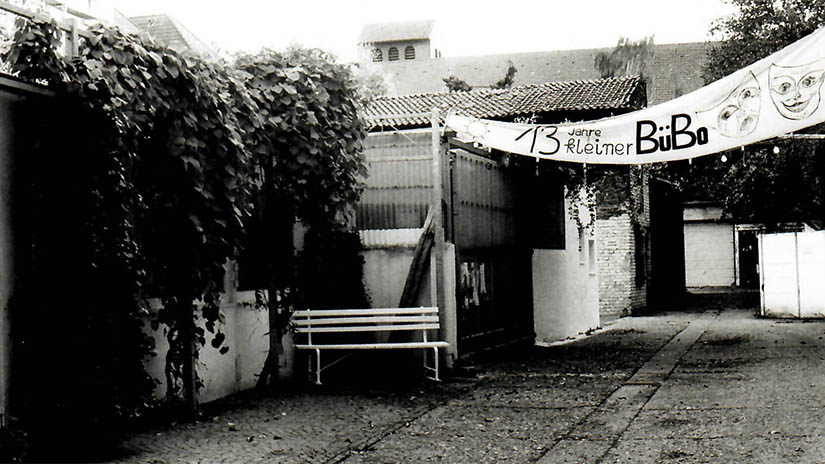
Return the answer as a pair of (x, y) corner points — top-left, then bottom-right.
(366, 75), (642, 129)
(111, 10), (143, 35)
(358, 21), (435, 44)
(647, 42), (714, 104)
(128, 14), (215, 58)
(368, 42), (715, 106)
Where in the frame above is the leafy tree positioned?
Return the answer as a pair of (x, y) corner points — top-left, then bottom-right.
(703, 0), (825, 84)
(677, 0), (825, 224)
(353, 61), (394, 101)
(721, 141), (824, 225)
(491, 60), (518, 89)
(443, 74), (472, 92)
(443, 60), (519, 92)
(234, 47), (368, 388)
(595, 36), (655, 79)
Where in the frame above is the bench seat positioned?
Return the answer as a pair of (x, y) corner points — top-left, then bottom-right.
(292, 306), (447, 384)
(295, 341), (450, 350)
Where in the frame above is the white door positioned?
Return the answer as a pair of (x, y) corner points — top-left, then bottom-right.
(759, 233), (799, 318)
(684, 223), (735, 287)
(798, 232), (825, 317)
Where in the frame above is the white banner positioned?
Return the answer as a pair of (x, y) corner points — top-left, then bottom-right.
(445, 27), (825, 164)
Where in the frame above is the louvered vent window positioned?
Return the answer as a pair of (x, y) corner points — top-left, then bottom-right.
(388, 47), (399, 61)
(371, 48), (382, 62)
(404, 46), (415, 60)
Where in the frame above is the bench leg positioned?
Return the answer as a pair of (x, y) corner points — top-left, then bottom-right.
(423, 347), (441, 382)
(308, 348), (322, 385)
(432, 346), (440, 381)
(315, 349), (322, 385)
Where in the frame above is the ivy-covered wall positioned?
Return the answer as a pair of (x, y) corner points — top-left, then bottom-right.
(143, 276), (271, 404)
(2, 16), (369, 458)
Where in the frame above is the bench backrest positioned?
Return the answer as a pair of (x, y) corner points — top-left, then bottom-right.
(292, 307), (440, 344)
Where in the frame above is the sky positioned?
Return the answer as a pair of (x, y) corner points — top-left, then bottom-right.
(108, 0), (738, 62)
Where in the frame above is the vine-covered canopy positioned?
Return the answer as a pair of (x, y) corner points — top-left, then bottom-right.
(4, 15), (367, 430)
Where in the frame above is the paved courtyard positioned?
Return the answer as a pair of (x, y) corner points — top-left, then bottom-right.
(112, 305), (825, 463)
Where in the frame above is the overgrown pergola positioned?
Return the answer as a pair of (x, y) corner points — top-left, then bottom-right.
(3, 15), (368, 453)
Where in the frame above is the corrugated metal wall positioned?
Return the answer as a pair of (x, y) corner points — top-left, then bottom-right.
(452, 149), (515, 249)
(356, 131), (433, 230)
(356, 131), (533, 354)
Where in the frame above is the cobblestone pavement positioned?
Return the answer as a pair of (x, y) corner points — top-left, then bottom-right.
(112, 305), (825, 463)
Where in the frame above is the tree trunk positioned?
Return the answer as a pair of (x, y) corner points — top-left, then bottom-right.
(256, 290), (285, 389)
(165, 300), (198, 415)
(256, 188), (295, 390)
(181, 314), (198, 413)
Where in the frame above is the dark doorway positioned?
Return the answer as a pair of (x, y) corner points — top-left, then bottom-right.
(738, 230), (759, 289)
(648, 178), (686, 309)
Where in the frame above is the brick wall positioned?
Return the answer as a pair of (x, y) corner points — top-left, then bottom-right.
(597, 213), (634, 317)
(596, 174), (651, 317)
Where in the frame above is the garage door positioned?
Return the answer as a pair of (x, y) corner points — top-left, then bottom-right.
(684, 222), (735, 287)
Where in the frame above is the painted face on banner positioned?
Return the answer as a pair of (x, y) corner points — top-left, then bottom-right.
(698, 71), (761, 137)
(769, 58), (825, 120)
(466, 120), (489, 139)
(451, 114), (489, 140)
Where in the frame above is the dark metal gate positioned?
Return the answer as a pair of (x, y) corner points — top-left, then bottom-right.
(447, 141), (533, 354)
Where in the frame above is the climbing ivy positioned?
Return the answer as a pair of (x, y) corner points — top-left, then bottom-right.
(235, 47), (368, 225)
(532, 160), (648, 232)
(234, 47), (368, 387)
(5, 14), (367, 430)
(6, 18), (260, 411)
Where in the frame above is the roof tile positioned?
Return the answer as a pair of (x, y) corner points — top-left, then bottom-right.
(128, 14), (215, 58)
(366, 75), (642, 129)
(369, 42), (714, 106)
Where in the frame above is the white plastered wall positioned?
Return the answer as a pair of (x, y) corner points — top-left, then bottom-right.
(532, 197), (599, 344)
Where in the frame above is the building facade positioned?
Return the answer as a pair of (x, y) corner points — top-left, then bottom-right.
(362, 76), (665, 350)
(357, 20), (436, 64)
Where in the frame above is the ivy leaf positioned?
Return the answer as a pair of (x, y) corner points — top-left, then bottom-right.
(166, 62), (180, 78)
(211, 331), (226, 348)
(285, 69), (300, 82)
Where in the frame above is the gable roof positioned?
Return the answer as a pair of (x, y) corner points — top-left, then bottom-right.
(369, 42), (714, 106)
(358, 20), (435, 44)
(366, 75), (643, 130)
(128, 14), (215, 57)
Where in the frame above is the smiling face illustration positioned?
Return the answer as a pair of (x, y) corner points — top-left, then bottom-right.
(698, 71), (761, 137)
(769, 59), (825, 120)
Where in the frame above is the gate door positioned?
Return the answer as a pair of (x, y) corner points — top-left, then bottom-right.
(449, 143), (533, 354)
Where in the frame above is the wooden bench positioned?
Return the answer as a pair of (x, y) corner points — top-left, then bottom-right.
(292, 307), (449, 385)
